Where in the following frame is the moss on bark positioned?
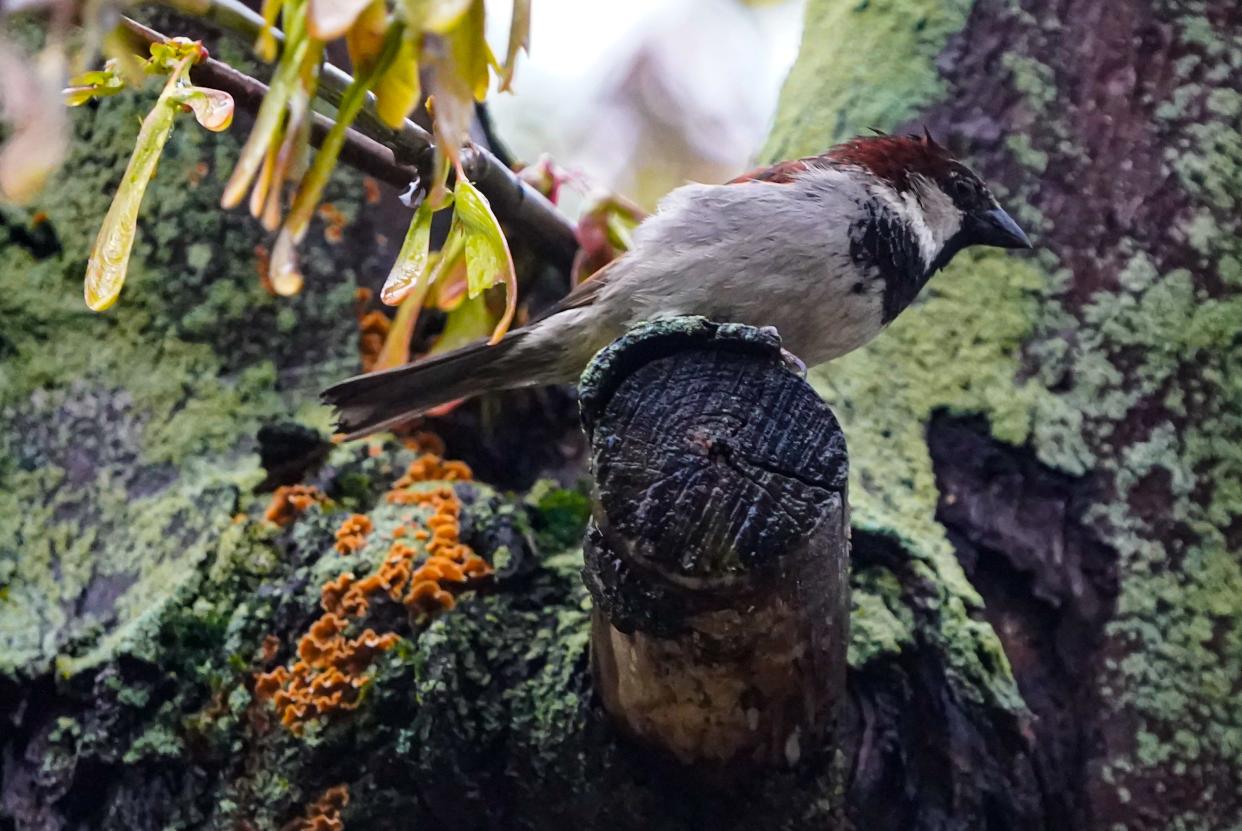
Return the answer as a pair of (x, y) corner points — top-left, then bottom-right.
(765, 0), (1242, 826)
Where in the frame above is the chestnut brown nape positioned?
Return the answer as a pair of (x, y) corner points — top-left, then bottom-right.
(826, 132), (957, 192)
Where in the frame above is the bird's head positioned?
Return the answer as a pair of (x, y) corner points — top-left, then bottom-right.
(828, 131), (1032, 274)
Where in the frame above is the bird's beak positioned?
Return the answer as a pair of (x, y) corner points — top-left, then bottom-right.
(970, 206), (1032, 249)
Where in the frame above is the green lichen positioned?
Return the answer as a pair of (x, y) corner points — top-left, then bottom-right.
(0, 52), (368, 676)
(811, 250), (1047, 708)
(1002, 53), (1056, 113)
(763, 0), (1036, 726)
(847, 565), (914, 666)
(763, 0), (973, 162)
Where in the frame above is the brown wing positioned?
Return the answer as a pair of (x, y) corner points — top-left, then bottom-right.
(727, 156), (819, 185)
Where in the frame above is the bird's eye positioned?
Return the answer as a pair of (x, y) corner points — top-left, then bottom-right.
(951, 179), (974, 201)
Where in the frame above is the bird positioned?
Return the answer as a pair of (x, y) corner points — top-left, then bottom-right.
(323, 132), (1031, 440)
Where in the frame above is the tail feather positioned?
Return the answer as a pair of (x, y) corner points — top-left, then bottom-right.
(322, 330), (529, 440)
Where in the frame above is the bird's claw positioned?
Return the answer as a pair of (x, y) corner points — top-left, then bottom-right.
(781, 348), (807, 378)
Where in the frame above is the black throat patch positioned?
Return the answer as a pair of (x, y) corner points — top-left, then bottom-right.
(849, 201), (930, 324)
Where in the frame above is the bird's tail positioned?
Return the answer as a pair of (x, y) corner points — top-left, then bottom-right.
(322, 329), (550, 440)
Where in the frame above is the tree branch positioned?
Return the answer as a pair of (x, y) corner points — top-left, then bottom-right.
(140, 0), (579, 270)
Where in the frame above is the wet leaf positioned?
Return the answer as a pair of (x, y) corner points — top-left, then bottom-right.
(223, 15), (319, 209)
(373, 289), (424, 371)
(381, 199), (436, 305)
(499, 0), (530, 91)
(82, 48), (237, 309)
(269, 229), (305, 296)
(451, 178), (516, 343)
(345, 0), (389, 71)
(83, 94), (179, 310)
(280, 22), (403, 245)
(173, 86), (235, 131)
(374, 36), (421, 129)
(147, 38), (206, 73)
(63, 66), (125, 106)
(309, 0), (377, 41)
(255, 0), (282, 62)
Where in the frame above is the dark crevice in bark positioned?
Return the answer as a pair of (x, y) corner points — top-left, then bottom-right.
(426, 385), (586, 492)
(928, 411), (1120, 830)
(843, 529), (1046, 831)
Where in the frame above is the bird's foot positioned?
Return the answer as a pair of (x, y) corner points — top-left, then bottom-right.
(781, 348), (808, 378)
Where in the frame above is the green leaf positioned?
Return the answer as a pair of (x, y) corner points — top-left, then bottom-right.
(255, 0), (282, 62)
(447, 0), (491, 101)
(430, 293), (494, 355)
(451, 178), (516, 343)
(419, 0), (474, 33)
(604, 206), (639, 250)
(373, 289), (424, 370)
(256, 84), (313, 230)
(83, 48), (238, 310)
(222, 5), (318, 209)
(63, 66), (125, 106)
(374, 36), (421, 129)
(279, 21), (404, 244)
(269, 228), (305, 296)
(344, 0), (389, 71)
(381, 199), (437, 305)
(83, 95), (179, 310)
(146, 38), (206, 74)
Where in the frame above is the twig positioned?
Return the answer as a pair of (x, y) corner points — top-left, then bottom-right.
(142, 0), (578, 269)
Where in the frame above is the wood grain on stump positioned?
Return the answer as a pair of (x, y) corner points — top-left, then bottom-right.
(580, 317), (850, 771)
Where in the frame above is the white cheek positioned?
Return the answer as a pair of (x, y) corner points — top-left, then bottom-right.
(900, 190), (939, 265)
(909, 176), (964, 255)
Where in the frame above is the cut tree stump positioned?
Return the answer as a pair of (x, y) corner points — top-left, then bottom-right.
(579, 316), (851, 771)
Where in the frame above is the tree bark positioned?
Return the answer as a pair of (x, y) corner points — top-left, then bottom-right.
(766, 0), (1242, 828)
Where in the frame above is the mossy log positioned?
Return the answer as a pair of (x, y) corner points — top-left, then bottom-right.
(579, 318), (849, 770)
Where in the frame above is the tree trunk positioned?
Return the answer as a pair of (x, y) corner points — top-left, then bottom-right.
(766, 0), (1241, 828)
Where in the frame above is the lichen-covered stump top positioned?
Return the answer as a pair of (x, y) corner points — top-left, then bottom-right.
(580, 317), (850, 772)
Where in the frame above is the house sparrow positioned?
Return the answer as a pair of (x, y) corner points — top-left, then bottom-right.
(324, 132), (1031, 439)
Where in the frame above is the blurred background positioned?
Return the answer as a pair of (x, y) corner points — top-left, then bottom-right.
(485, 0), (806, 213)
